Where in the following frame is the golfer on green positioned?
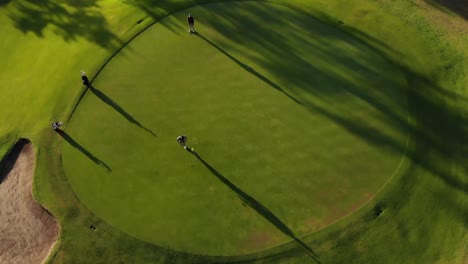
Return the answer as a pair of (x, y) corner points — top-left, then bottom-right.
(177, 135), (188, 149)
(187, 14), (195, 33)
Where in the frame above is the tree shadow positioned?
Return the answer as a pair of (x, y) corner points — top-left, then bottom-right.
(193, 152), (321, 263)
(89, 86), (157, 137)
(7, 0), (121, 49)
(197, 1), (468, 195)
(123, 0), (206, 23)
(0, 0), (10, 6)
(123, 0), (185, 33)
(0, 138), (30, 184)
(424, 0), (468, 19)
(56, 129), (111, 172)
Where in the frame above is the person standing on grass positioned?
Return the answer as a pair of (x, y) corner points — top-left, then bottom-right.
(177, 135), (188, 149)
(52, 122), (62, 130)
(187, 14), (195, 34)
(81, 70), (90, 87)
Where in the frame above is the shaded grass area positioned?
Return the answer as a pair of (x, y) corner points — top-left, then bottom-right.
(0, 0), (155, 141)
(196, 0), (468, 195)
(7, 0), (120, 49)
(424, 0), (468, 19)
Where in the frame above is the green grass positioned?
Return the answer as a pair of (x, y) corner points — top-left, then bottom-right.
(0, 0), (465, 263)
(63, 1), (409, 255)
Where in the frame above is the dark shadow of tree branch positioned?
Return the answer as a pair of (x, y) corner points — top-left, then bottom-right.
(0, 0), (10, 6)
(7, 0), (122, 49)
(424, 0), (468, 19)
(198, 2), (468, 196)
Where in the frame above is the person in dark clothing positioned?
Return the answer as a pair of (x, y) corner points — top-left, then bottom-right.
(81, 70), (90, 87)
(177, 135), (188, 149)
(52, 122), (62, 130)
(187, 14), (195, 33)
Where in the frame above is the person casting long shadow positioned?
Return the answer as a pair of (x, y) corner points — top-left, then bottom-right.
(192, 151), (320, 263)
(56, 129), (111, 172)
(89, 85), (157, 137)
(195, 33), (303, 106)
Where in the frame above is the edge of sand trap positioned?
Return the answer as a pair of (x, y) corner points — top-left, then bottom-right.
(0, 139), (58, 264)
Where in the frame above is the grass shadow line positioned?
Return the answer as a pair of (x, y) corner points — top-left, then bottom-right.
(195, 32), (303, 106)
(57, 130), (111, 172)
(424, 0), (468, 19)
(193, 152), (320, 263)
(90, 86), (157, 137)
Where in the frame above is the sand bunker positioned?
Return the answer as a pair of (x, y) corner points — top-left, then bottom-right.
(0, 139), (58, 264)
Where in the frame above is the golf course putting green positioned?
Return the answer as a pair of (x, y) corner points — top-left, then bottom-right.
(62, 1), (409, 255)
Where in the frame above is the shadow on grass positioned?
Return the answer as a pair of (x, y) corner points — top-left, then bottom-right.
(56, 130), (111, 172)
(90, 86), (157, 137)
(193, 152), (321, 263)
(7, 0), (122, 49)
(198, 1), (468, 195)
(424, 0), (468, 19)
(121, 0), (468, 196)
(123, 0), (186, 33)
(0, 138), (30, 184)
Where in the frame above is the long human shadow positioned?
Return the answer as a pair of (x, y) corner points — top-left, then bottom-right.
(89, 86), (156, 137)
(193, 152), (321, 263)
(195, 32), (303, 106)
(56, 130), (111, 172)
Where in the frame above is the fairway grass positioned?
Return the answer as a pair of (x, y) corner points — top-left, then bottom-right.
(63, 1), (409, 255)
(0, 0), (465, 263)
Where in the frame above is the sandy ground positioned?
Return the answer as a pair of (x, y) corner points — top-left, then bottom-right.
(0, 140), (58, 264)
